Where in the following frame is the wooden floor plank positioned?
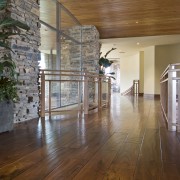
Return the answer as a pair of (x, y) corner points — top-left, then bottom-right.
(140, 129), (161, 162)
(160, 127), (180, 164)
(13, 148), (75, 180)
(104, 142), (141, 179)
(134, 100), (163, 180)
(73, 149), (118, 180)
(44, 158), (87, 180)
(162, 163), (180, 180)
(0, 95), (180, 179)
(134, 160), (162, 180)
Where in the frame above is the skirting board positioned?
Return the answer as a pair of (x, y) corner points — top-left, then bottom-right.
(143, 94), (160, 99)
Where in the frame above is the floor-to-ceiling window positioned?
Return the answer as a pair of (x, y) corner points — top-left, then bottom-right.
(39, 0), (83, 110)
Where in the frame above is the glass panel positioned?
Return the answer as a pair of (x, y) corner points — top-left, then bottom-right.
(102, 80), (108, 101)
(61, 35), (81, 71)
(60, 8), (81, 42)
(40, 0), (56, 28)
(61, 81), (79, 107)
(51, 82), (61, 109)
(40, 24), (57, 59)
(40, 1), (83, 110)
(60, 8), (77, 29)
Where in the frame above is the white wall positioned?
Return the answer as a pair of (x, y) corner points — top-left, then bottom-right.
(101, 44), (140, 93)
(100, 44), (120, 59)
(101, 43), (180, 96)
(144, 46), (155, 95)
(155, 43), (180, 94)
(120, 53), (139, 93)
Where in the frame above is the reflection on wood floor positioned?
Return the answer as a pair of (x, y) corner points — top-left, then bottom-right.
(0, 94), (180, 179)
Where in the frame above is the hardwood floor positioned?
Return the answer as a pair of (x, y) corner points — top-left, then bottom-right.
(0, 94), (180, 179)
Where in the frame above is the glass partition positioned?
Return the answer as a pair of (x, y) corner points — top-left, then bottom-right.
(40, 0), (56, 28)
(39, 1), (82, 110)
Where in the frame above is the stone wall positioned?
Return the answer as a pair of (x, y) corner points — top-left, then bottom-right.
(61, 25), (99, 105)
(67, 25), (99, 72)
(82, 25), (100, 72)
(6, 0), (40, 122)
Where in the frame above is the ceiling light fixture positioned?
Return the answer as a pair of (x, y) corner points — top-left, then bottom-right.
(137, 42), (140, 45)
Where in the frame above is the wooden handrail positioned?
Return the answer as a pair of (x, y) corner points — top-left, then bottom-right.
(39, 69), (106, 76)
(39, 69), (108, 79)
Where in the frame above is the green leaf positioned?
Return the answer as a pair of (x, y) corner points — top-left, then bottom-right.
(2, 61), (15, 69)
(0, 78), (18, 102)
(99, 70), (104, 75)
(0, 32), (22, 39)
(108, 72), (115, 75)
(0, 17), (30, 30)
(0, 0), (7, 10)
(0, 41), (14, 52)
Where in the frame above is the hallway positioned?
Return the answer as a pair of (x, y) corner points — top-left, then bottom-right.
(0, 95), (180, 179)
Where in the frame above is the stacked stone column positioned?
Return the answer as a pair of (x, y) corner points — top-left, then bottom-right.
(7, 0), (40, 122)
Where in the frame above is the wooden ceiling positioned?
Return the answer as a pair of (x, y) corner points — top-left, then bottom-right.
(57, 0), (180, 39)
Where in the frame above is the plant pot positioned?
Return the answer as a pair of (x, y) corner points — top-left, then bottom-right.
(0, 101), (14, 133)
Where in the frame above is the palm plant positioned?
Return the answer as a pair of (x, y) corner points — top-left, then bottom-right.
(99, 48), (116, 80)
(0, 0), (7, 10)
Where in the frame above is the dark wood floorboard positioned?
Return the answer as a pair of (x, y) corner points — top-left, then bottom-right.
(1, 95), (180, 179)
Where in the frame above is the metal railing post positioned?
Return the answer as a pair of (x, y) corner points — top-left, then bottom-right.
(168, 65), (177, 131)
(83, 71), (89, 114)
(177, 80), (180, 132)
(78, 81), (81, 111)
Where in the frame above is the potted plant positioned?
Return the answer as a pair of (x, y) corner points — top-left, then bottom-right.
(0, 0), (29, 133)
(99, 47), (116, 78)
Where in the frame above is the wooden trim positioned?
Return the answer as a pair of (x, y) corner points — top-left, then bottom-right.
(139, 93), (144, 96)
(143, 94), (160, 99)
(154, 94), (160, 99)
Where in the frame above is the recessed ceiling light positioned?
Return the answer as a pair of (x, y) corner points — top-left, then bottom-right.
(137, 42), (140, 45)
(136, 21), (139, 24)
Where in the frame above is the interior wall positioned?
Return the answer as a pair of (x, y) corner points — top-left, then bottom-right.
(120, 53), (139, 93)
(144, 46), (155, 95)
(101, 44), (140, 93)
(155, 43), (180, 94)
(100, 45), (120, 59)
